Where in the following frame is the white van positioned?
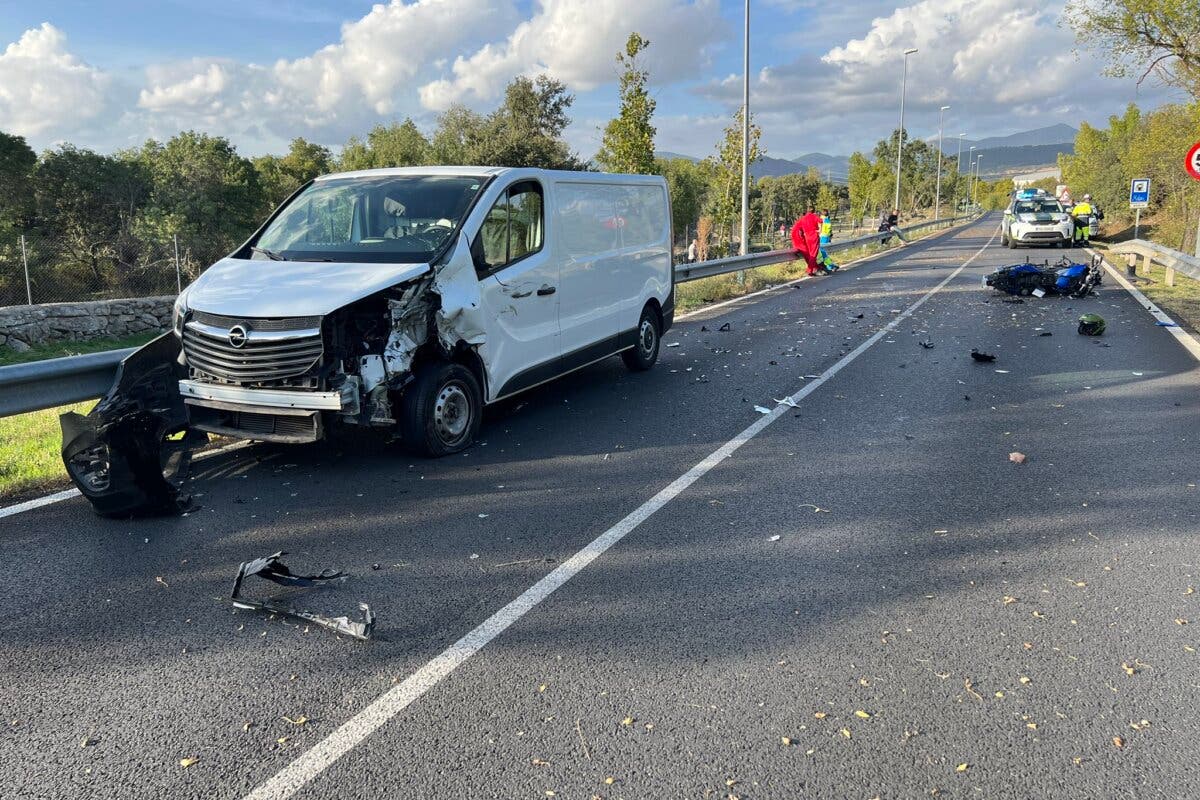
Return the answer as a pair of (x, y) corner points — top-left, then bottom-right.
(169, 167), (674, 455)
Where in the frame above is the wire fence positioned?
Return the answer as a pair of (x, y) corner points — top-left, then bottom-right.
(0, 231), (232, 307)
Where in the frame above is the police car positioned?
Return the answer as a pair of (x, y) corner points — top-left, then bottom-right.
(1001, 189), (1073, 248)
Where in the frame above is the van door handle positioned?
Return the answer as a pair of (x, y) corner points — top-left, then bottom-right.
(537, 285), (556, 296)
(510, 289), (532, 298)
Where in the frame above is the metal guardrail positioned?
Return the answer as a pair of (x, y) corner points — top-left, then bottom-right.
(0, 347), (136, 417)
(673, 213), (977, 282)
(1108, 238), (1200, 286)
(0, 213), (979, 419)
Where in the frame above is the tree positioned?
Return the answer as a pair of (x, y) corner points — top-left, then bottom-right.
(705, 107), (762, 247)
(0, 131), (37, 231)
(596, 33), (657, 174)
(132, 131), (263, 266)
(254, 137), (332, 208)
(1065, 0), (1200, 98)
(33, 145), (150, 291)
(655, 157), (710, 241)
(428, 105), (487, 165)
(1059, 104), (1142, 218)
(471, 75), (585, 170)
(338, 119), (430, 170)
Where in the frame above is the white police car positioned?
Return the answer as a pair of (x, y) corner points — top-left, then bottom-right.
(1001, 190), (1073, 248)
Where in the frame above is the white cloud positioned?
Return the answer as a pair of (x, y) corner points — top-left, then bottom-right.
(418, 0), (725, 111)
(0, 23), (110, 138)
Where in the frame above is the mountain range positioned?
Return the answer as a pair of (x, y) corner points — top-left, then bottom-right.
(653, 123), (1079, 182)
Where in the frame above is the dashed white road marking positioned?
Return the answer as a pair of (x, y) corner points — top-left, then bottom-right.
(241, 220), (1001, 800)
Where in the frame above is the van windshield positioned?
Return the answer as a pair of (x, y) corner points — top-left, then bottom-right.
(251, 175), (485, 263)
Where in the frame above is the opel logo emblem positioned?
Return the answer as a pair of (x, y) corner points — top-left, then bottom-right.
(228, 324), (249, 348)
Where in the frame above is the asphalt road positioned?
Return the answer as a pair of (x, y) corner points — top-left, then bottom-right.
(2, 214), (1198, 800)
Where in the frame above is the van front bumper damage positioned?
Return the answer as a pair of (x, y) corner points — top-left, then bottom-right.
(179, 380), (357, 444)
(60, 333), (205, 518)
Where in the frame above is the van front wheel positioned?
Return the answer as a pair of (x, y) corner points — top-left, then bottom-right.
(401, 362), (482, 457)
(622, 306), (661, 372)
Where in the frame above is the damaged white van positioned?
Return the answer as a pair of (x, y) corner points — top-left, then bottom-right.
(61, 167), (674, 516)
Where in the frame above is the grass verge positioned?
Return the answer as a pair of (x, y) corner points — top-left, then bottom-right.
(0, 332), (158, 367)
(0, 401), (90, 503)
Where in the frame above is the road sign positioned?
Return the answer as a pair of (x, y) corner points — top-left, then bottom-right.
(1188, 141), (1200, 181)
(1129, 178), (1151, 208)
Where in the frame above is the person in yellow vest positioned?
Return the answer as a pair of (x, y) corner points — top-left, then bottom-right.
(819, 211), (833, 247)
(1071, 194), (1101, 244)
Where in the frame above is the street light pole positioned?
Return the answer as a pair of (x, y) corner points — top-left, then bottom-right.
(893, 47), (918, 213)
(739, 0), (750, 257)
(934, 105), (949, 221)
(974, 155), (983, 206)
(966, 145), (975, 211)
(956, 133), (965, 172)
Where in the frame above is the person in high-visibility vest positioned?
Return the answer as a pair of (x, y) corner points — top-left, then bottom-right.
(1072, 194), (1095, 243)
(819, 211), (833, 247)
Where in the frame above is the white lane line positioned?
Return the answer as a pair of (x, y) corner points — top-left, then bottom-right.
(242, 222), (1002, 800)
(0, 487), (81, 520)
(1091, 249), (1200, 364)
(0, 439), (251, 520)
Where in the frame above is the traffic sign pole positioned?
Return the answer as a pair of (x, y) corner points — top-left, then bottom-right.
(1135, 208), (1141, 240)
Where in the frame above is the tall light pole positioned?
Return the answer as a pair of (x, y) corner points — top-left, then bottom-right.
(934, 105), (949, 221)
(893, 47), (918, 213)
(739, 0), (750, 257)
(966, 145), (976, 210)
(974, 154), (983, 207)
(956, 133), (966, 172)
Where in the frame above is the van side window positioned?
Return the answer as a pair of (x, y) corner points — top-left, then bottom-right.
(474, 181), (544, 276)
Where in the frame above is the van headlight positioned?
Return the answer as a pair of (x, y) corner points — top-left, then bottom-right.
(172, 294), (189, 338)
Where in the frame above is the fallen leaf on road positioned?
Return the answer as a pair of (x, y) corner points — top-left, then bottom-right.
(855, 710), (871, 719)
(964, 678), (983, 702)
(1019, 676), (1032, 685)
(1032, 611), (1045, 619)
(1175, 618), (1189, 626)
(242, 721), (254, 732)
(180, 758), (199, 768)
(956, 763), (969, 773)
(1002, 596), (1017, 605)
(1009, 452), (1027, 465)
(283, 715), (308, 726)
(81, 737), (99, 747)
(1026, 723), (1037, 730)
(532, 758), (550, 766)
(1121, 662), (1137, 676)
(1130, 720), (1151, 731)
(814, 712), (828, 719)
(538, 684), (547, 693)
(781, 736), (793, 746)
(840, 728), (852, 739)
(621, 716), (634, 726)
(605, 776), (616, 785)
(1023, 642), (1033, 650)
(1186, 587), (1195, 595)
(994, 691), (1005, 699)
(1112, 737), (1125, 749)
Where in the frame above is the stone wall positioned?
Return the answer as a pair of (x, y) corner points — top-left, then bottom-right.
(0, 296), (173, 352)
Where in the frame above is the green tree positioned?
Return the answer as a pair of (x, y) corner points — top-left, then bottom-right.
(428, 105), (487, 165)
(655, 157), (710, 240)
(33, 145), (151, 291)
(0, 131), (37, 231)
(471, 75), (585, 170)
(815, 184), (839, 215)
(339, 119), (430, 170)
(254, 137), (332, 208)
(596, 32), (657, 174)
(705, 107), (762, 247)
(132, 131), (263, 264)
(1065, 0), (1200, 98)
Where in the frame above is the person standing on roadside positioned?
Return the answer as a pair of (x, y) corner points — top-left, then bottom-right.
(886, 208), (909, 244)
(819, 210), (833, 248)
(687, 238), (698, 263)
(791, 205), (822, 276)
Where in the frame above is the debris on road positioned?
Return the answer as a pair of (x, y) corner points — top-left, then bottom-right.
(919, 341), (935, 349)
(666, 342), (681, 348)
(1078, 314), (1106, 336)
(971, 350), (997, 362)
(718, 322), (732, 332)
(774, 397), (799, 408)
(1009, 452), (1027, 465)
(754, 405), (773, 415)
(230, 552), (376, 641)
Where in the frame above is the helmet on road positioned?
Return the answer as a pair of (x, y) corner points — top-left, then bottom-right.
(1083, 194), (1092, 200)
(1078, 313), (1106, 336)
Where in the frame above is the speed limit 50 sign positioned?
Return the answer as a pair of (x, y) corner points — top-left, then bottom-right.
(1188, 140), (1200, 181)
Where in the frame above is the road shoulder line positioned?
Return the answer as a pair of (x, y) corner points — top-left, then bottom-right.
(1092, 248), (1200, 364)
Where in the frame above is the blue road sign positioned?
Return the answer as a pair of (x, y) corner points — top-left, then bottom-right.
(1130, 178), (1150, 208)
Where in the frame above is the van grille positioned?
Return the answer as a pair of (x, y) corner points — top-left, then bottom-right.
(190, 311), (322, 332)
(182, 324), (323, 385)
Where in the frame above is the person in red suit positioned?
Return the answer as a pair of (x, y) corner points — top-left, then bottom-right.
(791, 205), (822, 276)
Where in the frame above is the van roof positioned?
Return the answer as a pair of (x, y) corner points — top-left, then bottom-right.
(317, 166), (667, 185)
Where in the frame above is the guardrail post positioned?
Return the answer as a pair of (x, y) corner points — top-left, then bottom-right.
(1165, 265), (1175, 287)
(1125, 253), (1137, 277)
(1141, 253), (1152, 275)
(19, 234), (31, 306)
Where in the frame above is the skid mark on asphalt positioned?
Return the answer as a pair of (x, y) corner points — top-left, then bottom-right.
(241, 221), (1002, 800)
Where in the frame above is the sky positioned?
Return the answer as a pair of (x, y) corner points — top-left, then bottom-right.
(0, 0), (1180, 166)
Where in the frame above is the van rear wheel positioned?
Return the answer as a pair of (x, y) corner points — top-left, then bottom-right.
(401, 361), (482, 457)
(622, 306), (661, 372)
